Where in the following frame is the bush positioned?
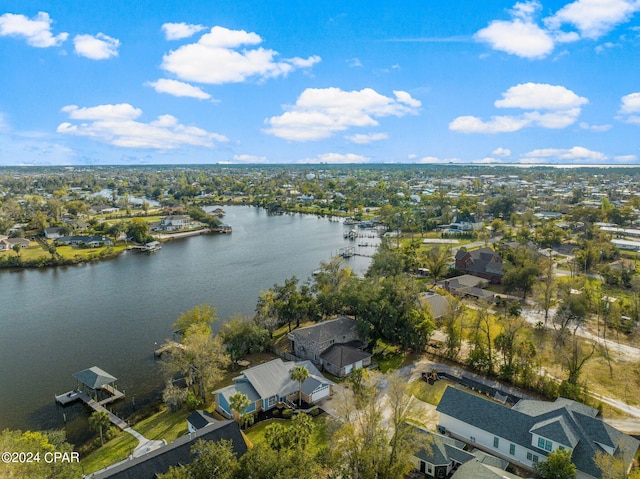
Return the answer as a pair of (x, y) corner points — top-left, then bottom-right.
(309, 408), (321, 417)
(282, 408), (293, 419)
(271, 408), (281, 417)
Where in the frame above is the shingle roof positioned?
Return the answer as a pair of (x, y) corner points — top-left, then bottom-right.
(92, 420), (247, 479)
(420, 292), (450, 319)
(437, 387), (640, 479)
(451, 460), (522, 479)
(289, 316), (359, 345)
(187, 410), (217, 430)
(320, 344), (371, 369)
(413, 428), (473, 466)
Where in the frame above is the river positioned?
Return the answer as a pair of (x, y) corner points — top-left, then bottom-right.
(0, 206), (378, 439)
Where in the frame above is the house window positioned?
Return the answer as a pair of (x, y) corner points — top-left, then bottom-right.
(533, 455), (539, 463)
(538, 437), (545, 449)
(470, 436), (476, 443)
(527, 452), (533, 461)
(267, 396), (276, 408)
(427, 464), (433, 474)
(545, 440), (552, 451)
(510, 444), (515, 455)
(493, 437), (499, 448)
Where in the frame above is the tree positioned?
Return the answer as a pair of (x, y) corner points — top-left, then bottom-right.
(502, 260), (539, 299)
(329, 371), (426, 479)
(88, 410), (111, 446)
(594, 448), (636, 479)
(158, 439), (239, 479)
(421, 246), (451, 283)
(162, 323), (230, 402)
(125, 217), (151, 243)
(173, 303), (218, 336)
(219, 315), (270, 363)
(228, 391), (251, 423)
(312, 257), (354, 318)
(366, 240), (404, 278)
(0, 428), (81, 479)
(534, 255), (558, 325)
(290, 365), (309, 406)
(535, 449), (576, 479)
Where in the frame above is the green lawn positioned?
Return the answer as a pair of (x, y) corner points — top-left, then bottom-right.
(410, 379), (450, 406)
(81, 407), (190, 475)
(244, 415), (330, 455)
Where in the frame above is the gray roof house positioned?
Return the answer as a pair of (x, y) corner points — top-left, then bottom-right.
(455, 247), (504, 283)
(450, 459), (524, 479)
(437, 387), (639, 479)
(214, 358), (334, 418)
(90, 419), (246, 479)
(288, 316), (371, 377)
(411, 427), (475, 478)
(420, 292), (451, 320)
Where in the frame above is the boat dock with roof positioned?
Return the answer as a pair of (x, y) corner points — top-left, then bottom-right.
(55, 366), (128, 429)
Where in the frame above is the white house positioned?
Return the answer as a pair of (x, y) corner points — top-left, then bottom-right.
(436, 387), (639, 479)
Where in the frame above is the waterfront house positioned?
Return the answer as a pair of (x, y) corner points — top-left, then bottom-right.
(213, 358), (333, 418)
(411, 427), (475, 478)
(158, 215), (195, 232)
(0, 237), (30, 251)
(55, 235), (113, 247)
(288, 316), (371, 377)
(436, 387), (639, 479)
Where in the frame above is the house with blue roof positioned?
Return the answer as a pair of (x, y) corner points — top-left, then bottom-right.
(436, 387), (639, 479)
(213, 358), (334, 418)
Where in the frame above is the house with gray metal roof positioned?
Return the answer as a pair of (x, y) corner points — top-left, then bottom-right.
(437, 387), (639, 479)
(213, 358), (334, 418)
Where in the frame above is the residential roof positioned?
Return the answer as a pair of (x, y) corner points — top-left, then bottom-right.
(227, 359), (332, 401)
(451, 460), (523, 479)
(91, 420), (247, 479)
(289, 316), (360, 345)
(437, 387), (640, 479)
(413, 427), (474, 468)
(440, 274), (486, 290)
(319, 344), (371, 369)
(420, 292), (450, 319)
(187, 410), (217, 431)
(73, 366), (116, 390)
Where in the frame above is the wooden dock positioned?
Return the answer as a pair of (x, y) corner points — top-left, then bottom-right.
(154, 340), (186, 358)
(55, 389), (128, 430)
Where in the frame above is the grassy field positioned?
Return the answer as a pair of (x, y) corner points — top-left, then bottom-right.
(410, 378), (450, 406)
(81, 407), (191, 475)
(244, 415), (331, 455)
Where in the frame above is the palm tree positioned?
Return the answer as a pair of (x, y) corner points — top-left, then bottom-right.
(228, 391), (250, 423)
(290, 365), (309, 407)
(88, 411), (110, 446)
(422, 246), (451, 283)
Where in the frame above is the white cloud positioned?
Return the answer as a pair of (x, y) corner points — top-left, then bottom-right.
(298, 153), (370, 164)
(450, 82), (587, 133)
(146, 79), (211, 99)
(264, 88), (420, 141)
(161, 26), (320, 84)
(474, 1), (555, 59)
(0, 12), (68, 47)
(492, 147), (511, 156)
(475, 0), (640, 59)
(594, 41), (619, 53)
(521, 146), (607, 163)
(614, 154), (638, 162)
(73, 33), (119, 60)
(162, 22), (206, 40)
(495, 83), (588, 110)
(579, 122), (612, 132)
(345, 132), (389, 144)
(618, 92), (640, 124)
(347, 57), (362, 67)
(233, 154), (267, 163)
(449, 115), (530, 133)
(545, 0), (640, 39)
(57, 103), (228, 149)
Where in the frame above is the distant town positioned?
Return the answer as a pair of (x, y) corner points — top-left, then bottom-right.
(1, 164), (640, 479)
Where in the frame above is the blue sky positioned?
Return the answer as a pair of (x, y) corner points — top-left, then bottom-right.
(0, 0), (639, 166)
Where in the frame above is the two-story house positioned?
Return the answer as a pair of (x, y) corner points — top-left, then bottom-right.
(288, 316), (371, 377)
(437, 387), (639, 479)
(454, 247), (504, 283)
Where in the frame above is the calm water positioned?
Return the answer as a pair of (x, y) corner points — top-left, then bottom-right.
(0, 206), (376, 436)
